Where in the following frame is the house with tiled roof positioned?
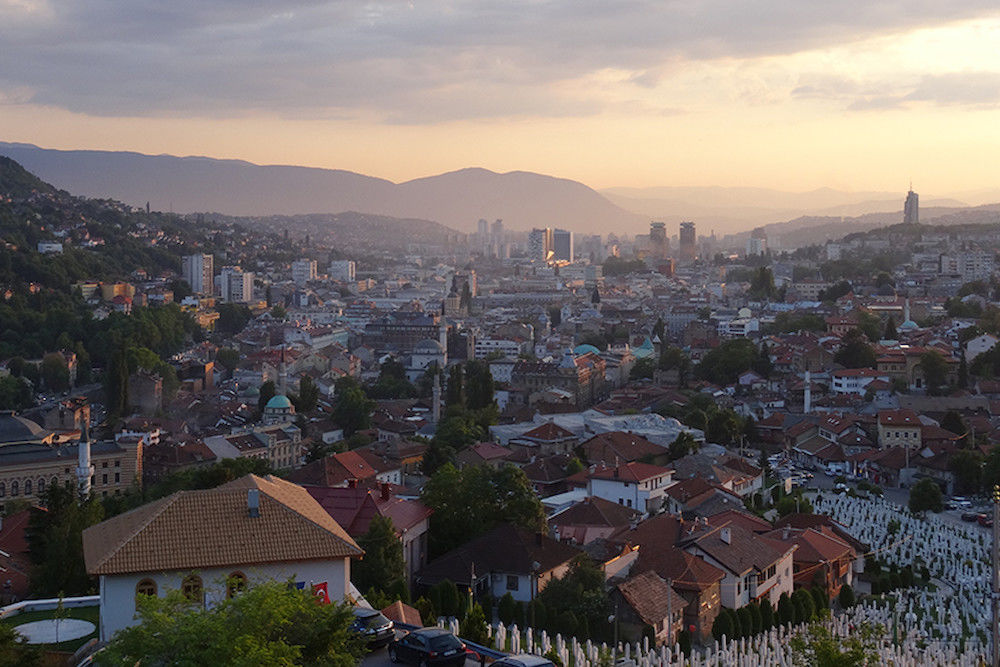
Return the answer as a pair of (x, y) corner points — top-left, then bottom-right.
(587, 461), (675, 514)
(455, 442), (514, 470)
(416, 524), (580, 603)
(762, 525), (857, 598)
(678, 521), (795, 609)
(611, 571), (687, 646)
(579, 431), (670, 467)
(509, 421), (578, 456)
(305, 482), (432, 586)
(83, 475), (363, 641)
(877, 409), (922, 449)
(549, 496), (641, 546)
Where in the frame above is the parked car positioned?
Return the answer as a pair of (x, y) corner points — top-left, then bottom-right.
(978, 514), (993, 528)
(389, 628), (467, 667)
(351, 607), (395, 649)
(961, 512), (981, 522)
(491, 655), (556, 667)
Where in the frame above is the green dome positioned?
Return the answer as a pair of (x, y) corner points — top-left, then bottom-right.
(265, 394), (293, 410)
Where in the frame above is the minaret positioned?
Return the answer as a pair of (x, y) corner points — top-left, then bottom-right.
(77, 422), (94, 499)
(279, 346), (287, 396)
(803, 370), (812, 414)
(904, 298), (911, 323)
(432, 372), (441, 424)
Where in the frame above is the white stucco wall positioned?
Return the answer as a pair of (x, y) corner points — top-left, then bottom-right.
(99, 558), (350, 641)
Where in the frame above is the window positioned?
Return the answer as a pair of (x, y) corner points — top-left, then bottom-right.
(102, 474), (108, 485)
(102, 462), (108, 468)
(115, 472), (120, 483)
(227, 572), (248, 598)
(506, 575), (519, 591)
(37, 478), (45, 494)
(182, 574), (203, 603)
(0, 483), (5, 498)
(136, 578), (157, 601)
(115, 460), (121, 467)
(11, 481), (18, 497)
(24, 480), (31, 495)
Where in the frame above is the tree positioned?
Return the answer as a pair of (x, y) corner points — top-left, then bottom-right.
(105, 346), (130, 419)
(270, 304), (288, 320)
(0, 375), (33, 410)
(215, 347), (240, 373)
(464, 360), (495, 411)
(940, 410), (967, 437)
(747, 267), (776, 300)
(26, 483), (105, 596)
(833, 329), (876, 369)
(94, 581), (364, 666)
(498, 592), (518, 625)
(332, 377), (374, 436)
(421, 464), (545, 558)
(668, 432), (697, 461)
(296, 374), (320, 413)
(695, 339), (761, 385)
(0, 624), (41, 666)
(958, 354), (968, 389)
(838, 583), (855, 609)
(368, 359), (417, 399)
(883, 316), (897, 340)
(459, 604), (489, 645)
(41, 352), (70, 391)
(789, 623), (879, 667)
(759, 598), (774, 630)
(257, 380), (276, 413)
(446, 364), (465, 408)
(949, 450), (983, 496)
(777, 592), (795, 626)
(216, 303), (252, 336)
(712, 608), (734, 640)
(919, 350), (948, 396)
(354, 515), (406, 597)
(908, 478), (943, 515)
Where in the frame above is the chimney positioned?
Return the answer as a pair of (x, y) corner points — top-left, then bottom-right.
(247, 488), (260, 518)
(782, 525), (790, 540)
(347, 478), (358, 489)
(535, 532), (543, 546)
(381, 482), (391, 501)
(720, 527), (731, 545)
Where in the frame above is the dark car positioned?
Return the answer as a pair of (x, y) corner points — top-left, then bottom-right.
(351, 607), (395, 649)
(979, 514), (993, 527)
(389, 627), (466, 667)
(961, 512), (981, 522)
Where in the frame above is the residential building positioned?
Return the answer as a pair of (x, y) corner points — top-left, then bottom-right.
(587, 461), (674, 514)
(328, 260), (356, 282)
(291, 259), (318, 286)
(82, 474), (363, 641)
(612, 571), (686, 646)
(552, 229), (574, 262)
(182, 253), (214, 295)
(877, 409), (922, 449)
(220, 266), (253, 302)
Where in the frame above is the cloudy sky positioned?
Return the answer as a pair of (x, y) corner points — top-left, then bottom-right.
(2, 1), (999, 192)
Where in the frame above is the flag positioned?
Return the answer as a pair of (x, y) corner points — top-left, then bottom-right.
(312, 581), (330, 604)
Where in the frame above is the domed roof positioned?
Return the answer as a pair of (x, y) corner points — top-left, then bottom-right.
(0, 412), (50, 445)
(414, 338), (445, 354)
(574, 344), (601, 356)
(265, 394), (294, 410)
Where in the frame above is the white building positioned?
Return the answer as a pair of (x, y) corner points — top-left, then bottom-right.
(940, 251), (995, 281)
(966, 333), (999, 361)
(37, 241), (64, 254)
(182, 253), (214, 295)
(474, 338), (525, 360)
(219, 266), (253, 302)
(830, 368), (889, 395)
(82, 475), (362, 641)
(291, 259), (318, 286)
(329, 260), (356, 282)
(587, 462), (675, 514)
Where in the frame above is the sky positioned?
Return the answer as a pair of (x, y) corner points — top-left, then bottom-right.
(2, 1), (1000, 193)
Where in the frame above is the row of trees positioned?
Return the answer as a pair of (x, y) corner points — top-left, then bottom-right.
(712, 588), (834, 641)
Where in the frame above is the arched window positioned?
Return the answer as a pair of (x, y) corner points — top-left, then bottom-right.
(181, 574), (203, 603)
(135, 578), (157, 602)
(51, 476), (57, 489)
(37, 478), (45, 495)
(0, 483), (5, 498)
(10, 481), (18, 497)
(24, 479), (31, 496)
(226, 572), (248, 598)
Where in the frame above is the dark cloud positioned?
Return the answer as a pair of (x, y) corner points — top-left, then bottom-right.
(0, 1), (998, 121)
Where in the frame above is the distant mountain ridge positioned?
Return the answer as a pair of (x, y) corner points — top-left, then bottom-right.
(0, 143), (643, 234)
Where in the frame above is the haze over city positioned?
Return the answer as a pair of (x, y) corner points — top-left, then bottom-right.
(2, 2), (1000, 194)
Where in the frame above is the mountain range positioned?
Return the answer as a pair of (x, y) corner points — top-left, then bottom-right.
(2, 141), (998, 242)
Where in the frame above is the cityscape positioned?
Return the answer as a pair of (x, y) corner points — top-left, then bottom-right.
(2, 2), (1000, 666)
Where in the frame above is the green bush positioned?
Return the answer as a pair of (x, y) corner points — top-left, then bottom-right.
(838, 584), (855, 609)
(497, 593), (517, 626)
(712, 609), (734, 640)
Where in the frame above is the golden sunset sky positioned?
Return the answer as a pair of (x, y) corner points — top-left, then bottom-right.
(2, 2), (999, 193)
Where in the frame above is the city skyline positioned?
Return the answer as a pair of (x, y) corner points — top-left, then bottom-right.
(1, 4), (999, 193)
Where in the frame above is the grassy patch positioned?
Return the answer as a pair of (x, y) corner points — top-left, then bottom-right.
(1, 604), (99, 652)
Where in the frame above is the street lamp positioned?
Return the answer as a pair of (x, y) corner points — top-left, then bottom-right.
(530, 561), (540, 630)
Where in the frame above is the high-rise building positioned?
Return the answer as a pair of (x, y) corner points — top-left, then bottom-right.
(490, 219), (506, 258)
(328, 260), (356, 282)
(291, 259), (317, 286)
(679, 221), (697, 263)
(182, 254), (214, 295)
(528, 228), (554, 262)
(746, 227), (768, 257)
(220, 266), (253, 303)
(649, 221), (668, 260)
(552, 229), (574, 262)
(904, 188), (919, 225)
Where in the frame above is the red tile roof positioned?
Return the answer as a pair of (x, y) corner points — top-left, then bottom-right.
(589, 461), (673, 483)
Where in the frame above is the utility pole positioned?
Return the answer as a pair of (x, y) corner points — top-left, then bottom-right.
(992, 485), (999, 667)
(666, 578), (673, 646)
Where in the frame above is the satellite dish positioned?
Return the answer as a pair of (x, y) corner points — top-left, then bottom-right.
(738, 307), (752, 318)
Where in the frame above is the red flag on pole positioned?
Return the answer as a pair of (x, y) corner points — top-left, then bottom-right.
(312, 581), (330, 604)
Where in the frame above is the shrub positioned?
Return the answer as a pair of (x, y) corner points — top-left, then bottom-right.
(759, 598), (774, 631)
(712, 609), (734, 640)
(498, 592), (517, 625)
(459, 604), (489, 646)
(838, 584), (855, 609)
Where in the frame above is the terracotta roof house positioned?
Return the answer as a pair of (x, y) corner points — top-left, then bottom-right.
(416, 524), (580, 603)
(612, 571), (687, 646)
(587, 462), (675, 514)
(306, 482), (433, 586)
(0, 509), (32, 604)
(762, 525), (856, 598)
(287, 449), (400, 487)
(549, 496), (641, 546)
(509, 422), (579, 456)
(579, 431), (670, 467)
(455, 442), (514, 469)
(83, 474), (363, 641)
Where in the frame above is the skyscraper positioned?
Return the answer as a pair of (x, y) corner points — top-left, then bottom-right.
(679, 221), (696, 263)
(182, 253), (214, 295)
(528, 227), (554, 261)
(904, 187), (919, 225)
(552, 228), (574, 262)
(746, 227), (768, 257)
(220, 266), (253, 302)
(649, 221), (668, 260)
(490, 219), (506, 258)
